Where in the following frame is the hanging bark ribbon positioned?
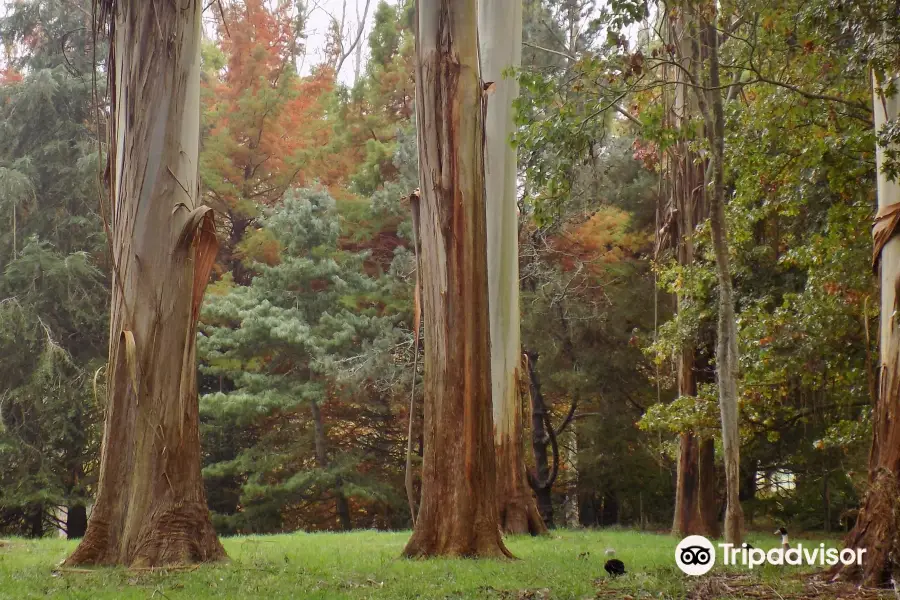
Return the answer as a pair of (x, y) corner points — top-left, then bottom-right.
(872, 203), (900, 273)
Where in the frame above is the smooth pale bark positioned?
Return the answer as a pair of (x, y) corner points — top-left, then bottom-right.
(402, 0), (511, 558)
(700, 13), (744, 546)
(479, 0), (547, 537)
(831, 71), (900, 585)
(65, 0), (225, 566)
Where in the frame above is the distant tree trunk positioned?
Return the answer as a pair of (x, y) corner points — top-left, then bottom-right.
(67, 504), (88, 540)
(65, 0), (225, 567)
(673, 432), (702, 536)
(335, 491), (352, 531)
(740, 461), (757, 525)
(28, 505), (43, 539)
(600, 493), (619, 526)
(311, 399), (351, 531)
(525, 352), (555, 528)
(831, 69), (900, 586)
(480, 0), (546, 538)
(698, 10), (744, 545)
(402, 0), (510, 558)
(563, 428), (580, 527)
(698, 437), (720, 537)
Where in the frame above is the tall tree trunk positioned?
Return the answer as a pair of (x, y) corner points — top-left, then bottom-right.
(667, 7), (711, 539)
(479, 0), (546, 538)
(698, 11), (744, 546)
(65, 0), (225, 567)
(402, 0), (510, 558)
(831, 70), (900, 586)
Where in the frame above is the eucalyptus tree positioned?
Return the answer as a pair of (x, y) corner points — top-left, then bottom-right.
(66, 0), (225, 566)
(403, 0), (510, 557)
(480, 0), (547, 536)
(835, 10), (900, 582)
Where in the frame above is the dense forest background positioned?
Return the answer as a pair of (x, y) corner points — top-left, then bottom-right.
(0, 0), (887, 539)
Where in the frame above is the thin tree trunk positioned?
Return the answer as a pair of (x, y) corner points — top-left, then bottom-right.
(698, 11), (744, 546)
(335, 489), (352, 531)
(831, 69), (900, 586)
(563, 427), (579, 527)
(480, 0), (545, 538)
(824, 472), (831, 534)
(402, 0), (510, 558)
(698, 437), (720, 537)
(311, 399), (351, 531)
(526, 352), (555, 528)
(65, 0), (225, 567)
(28, 505), (43, 539)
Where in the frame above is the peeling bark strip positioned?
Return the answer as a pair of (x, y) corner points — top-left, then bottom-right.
(872, 203), (900, 272)
(65, 0), (225, 567)
(831, 72), (900, 586)
(403, 0), (511, 558)
(406, 189), (422, 526)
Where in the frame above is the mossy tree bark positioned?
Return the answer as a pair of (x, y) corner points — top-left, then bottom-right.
(65, 0), (225, 567)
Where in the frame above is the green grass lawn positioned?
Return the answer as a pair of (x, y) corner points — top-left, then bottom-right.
(0, 529), (888, 599)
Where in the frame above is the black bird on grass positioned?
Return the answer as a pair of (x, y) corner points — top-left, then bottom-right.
(604, 558), (626, 577)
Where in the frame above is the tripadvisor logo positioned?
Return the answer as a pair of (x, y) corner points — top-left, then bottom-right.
(676, 535), (716, 576)
(675, 535), (866, 576)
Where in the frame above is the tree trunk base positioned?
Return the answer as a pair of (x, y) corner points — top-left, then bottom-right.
(672, 432), (702, 537)
(498, 492), (548, 536)
(496, 434), (548, 536)
(64, 501), (226, 567)
(403, 528), (513, 559)
(828, 467), (900, 586)
(698, 438), (721, 538)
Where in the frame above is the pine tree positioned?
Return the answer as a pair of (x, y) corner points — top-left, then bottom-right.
(0, 0), (108, 538)
(200, 188), (403, 532)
